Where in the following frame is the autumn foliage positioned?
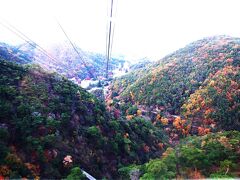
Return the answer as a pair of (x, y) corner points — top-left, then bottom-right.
(182, 65), (240, 131)
(173, 116), (191, 136)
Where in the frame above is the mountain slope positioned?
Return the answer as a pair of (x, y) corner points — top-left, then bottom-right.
(0, 60), (167, 179)
(110, 36), (240, 131)
(17, 42), (125, 80)
(0, 43), (33, 64)
(182, 65), (240, 131)
(119, 131), (240, 179)
(0, 42), (125, 82)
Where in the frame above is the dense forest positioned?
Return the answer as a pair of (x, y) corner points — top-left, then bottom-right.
(0, 35), (239, 179)
(109, 36), (239, 132)
(0, 60), (167, 179)
(107, 36), (240, 179)
(119, 131), (240, 179)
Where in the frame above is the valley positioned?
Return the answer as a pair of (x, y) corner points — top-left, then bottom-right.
(0, 35), (239, 179)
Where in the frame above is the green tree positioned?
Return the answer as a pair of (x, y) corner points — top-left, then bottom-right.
(66, 167), (86, 180)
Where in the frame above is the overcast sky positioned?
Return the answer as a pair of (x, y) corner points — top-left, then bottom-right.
(0, 0), (240, 60)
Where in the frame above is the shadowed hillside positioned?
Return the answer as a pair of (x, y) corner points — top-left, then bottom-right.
(0, 60), (167, 179)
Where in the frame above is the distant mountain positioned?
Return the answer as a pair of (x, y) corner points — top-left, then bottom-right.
(18, 42), (125, 80)
(129, 59), (152, 71)
(0, 42), (125, 82)
(0, 60), (167, 179)
(110, 35), (240, 132)
(0, 42), (33, 64)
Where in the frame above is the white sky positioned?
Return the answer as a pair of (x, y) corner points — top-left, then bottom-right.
(0, 0), (240, 60)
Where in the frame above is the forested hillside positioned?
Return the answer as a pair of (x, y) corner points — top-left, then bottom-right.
(182, 65), (239, 131)
(0, 0), (240, 178)
(0, 60), (167, 179)
(110, 36), (240, 133)
(119, 131), (240, 179)
(0, 35), (239, 179)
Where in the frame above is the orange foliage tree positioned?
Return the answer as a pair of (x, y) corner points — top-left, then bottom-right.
(173, 116), (191, 136)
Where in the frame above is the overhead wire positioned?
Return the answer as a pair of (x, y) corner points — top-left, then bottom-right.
(105, 0), (109, 67)
(105, 0), (114, 78)
(56, 20), (95, 79)
(0, 8), (113, 80)
(2, 20), (58, 63)
(109, 0), (118, 71)
(0, 20), (59, 66)
(0, 22), (61, 72)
